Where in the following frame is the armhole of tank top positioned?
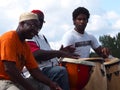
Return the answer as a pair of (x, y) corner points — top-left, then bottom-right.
(42, 35), (50, 46)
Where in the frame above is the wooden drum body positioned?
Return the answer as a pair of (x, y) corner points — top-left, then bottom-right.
(60, 58), (95, 90)
(83, 57), (107, 90)
(104, 58), (120, 90)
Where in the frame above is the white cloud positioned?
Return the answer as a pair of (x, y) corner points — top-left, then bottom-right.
(0, 0), (120, 49)
(105, 11), (120, 30)
(87, 14), (110, 31)
(106, 11), (120, 20)
(113, 20), (120, 30)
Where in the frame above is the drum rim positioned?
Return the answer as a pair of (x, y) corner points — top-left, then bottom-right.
(60, 58), (96, 66)
(104, 58), (120, 66)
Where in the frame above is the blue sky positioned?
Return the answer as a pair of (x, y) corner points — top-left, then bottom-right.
(101, 0), (120, 13)
(0, 0), (120, 49)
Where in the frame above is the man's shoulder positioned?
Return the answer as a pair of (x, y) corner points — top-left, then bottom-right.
(0, 30), (17, 40)
(63, 30), (75, 37)
(85, 32), (95, 37)
(1, 30), (16, 36)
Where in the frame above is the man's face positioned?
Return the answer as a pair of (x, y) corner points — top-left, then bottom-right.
(21, 20), (40, 39)
(73, 14), (88, 34)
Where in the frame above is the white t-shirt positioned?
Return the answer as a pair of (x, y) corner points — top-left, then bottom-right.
(62, 30), (100, 58)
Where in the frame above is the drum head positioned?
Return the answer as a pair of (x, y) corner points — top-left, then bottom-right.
(60, 58), (95, 66)
(104, 58), (120, 66)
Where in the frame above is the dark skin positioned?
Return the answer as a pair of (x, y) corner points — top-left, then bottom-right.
(73, 14), (110, 58)
(34, 45), (79, 62)
(32, 12), (79, 63)
(74, 14), (88, 34)
(3, 19), (62, 90)
(17, 20), (39, 41)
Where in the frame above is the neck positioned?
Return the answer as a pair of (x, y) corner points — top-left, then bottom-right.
(74, 28), (84, 34)
(16, 28), (25, 42)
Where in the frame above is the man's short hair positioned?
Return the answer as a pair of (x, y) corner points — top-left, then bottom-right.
(72, 7), (90, 20)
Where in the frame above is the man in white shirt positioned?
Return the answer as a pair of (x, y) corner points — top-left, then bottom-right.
(62, 7), (110, 58)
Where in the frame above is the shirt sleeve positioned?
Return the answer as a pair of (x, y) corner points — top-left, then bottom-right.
(1, 38), (17, 62)
(91, 35), (100, 49)
(62, 32), (74, 47)
(27, 41), (40, 52)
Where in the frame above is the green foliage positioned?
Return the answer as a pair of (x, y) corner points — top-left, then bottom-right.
(99, 33), (120, 58)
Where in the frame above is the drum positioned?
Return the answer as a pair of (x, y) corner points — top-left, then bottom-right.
(83, 57), (107, 90)
(104, 58), (120, 90)
(59, 58), (95, 90)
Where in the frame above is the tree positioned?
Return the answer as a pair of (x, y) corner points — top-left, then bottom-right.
(99, 33), (120, 58)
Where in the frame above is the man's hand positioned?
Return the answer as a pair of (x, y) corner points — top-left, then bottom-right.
(59, 50), (80, 59)
(59, 45), (75, 53)
(95, 46), (110, 58)
(59, 45), (80, 59)
(101, 47), (110, 58)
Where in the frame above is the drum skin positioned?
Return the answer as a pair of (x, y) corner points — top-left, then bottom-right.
(60, 62), (92, 90)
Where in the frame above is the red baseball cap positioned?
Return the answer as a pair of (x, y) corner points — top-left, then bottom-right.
(31, 10), (45, 23)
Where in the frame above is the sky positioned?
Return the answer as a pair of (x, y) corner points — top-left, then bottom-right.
(0, 0), (120, 49)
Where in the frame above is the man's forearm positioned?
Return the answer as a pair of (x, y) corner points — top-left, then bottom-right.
(4, 61), (36, 90)
(33, 49), (61, 61)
